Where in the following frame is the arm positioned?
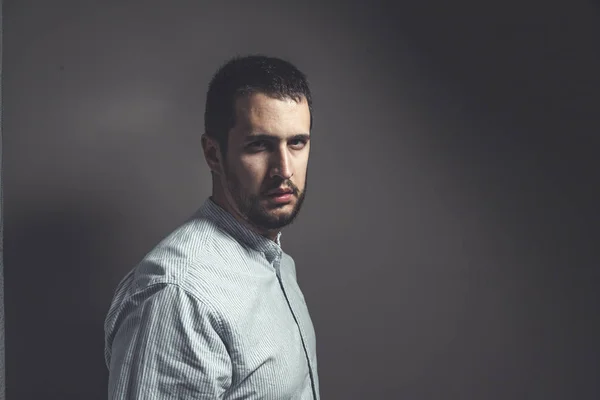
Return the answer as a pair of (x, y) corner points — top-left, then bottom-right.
(107, 283), (232, 399)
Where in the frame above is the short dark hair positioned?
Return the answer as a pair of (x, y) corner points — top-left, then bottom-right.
(204, 55), (313, 158)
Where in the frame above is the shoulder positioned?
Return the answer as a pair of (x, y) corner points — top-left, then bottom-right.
(281, 251), (295, 265)
(108, 217), (227, 306)
(280, 251), (298, 280)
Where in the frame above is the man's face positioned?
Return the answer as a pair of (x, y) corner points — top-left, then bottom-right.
(219, 92), (311, 234)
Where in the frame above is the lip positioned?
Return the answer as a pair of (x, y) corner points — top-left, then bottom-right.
(266, 188), (294, 196)
(266, 192), (293, 203)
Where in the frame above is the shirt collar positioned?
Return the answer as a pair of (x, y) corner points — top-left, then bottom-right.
(197, 197), (282, 263)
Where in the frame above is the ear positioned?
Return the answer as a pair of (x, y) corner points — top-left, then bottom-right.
(201, 134), (224, 176)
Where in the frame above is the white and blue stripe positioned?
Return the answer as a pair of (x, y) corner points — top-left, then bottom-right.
(104, 197), (319, 399)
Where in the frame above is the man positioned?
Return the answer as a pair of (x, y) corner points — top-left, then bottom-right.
(104, 55), (319, 399)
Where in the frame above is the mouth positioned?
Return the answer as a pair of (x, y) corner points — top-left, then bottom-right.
(265, 187), (294, 196)
(265, 190), (294, 204)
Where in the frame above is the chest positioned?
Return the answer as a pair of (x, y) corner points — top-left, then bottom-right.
(221, 271), (316, 399)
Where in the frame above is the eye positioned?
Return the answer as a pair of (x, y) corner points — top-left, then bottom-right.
(290, 139), (307, 149)
(248, 141), (267, 150)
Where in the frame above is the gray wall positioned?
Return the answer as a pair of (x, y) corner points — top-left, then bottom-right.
(1, 1), (4, 398)
(3, 1), (600, 399)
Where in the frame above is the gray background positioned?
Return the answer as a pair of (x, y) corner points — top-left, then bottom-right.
(3, 1), (600, 399)
(1, 0), (4, 397)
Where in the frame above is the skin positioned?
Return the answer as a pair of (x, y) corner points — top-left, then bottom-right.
(201, 92), (311, 241)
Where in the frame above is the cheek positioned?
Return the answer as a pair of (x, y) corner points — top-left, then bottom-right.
(295, 159), (309, 182)
(236, 159), (268, 188)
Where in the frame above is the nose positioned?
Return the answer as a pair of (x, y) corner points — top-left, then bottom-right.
(269, 147), (293, 180)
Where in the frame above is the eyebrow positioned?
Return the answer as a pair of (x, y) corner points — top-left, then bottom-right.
(244, 133), (310, 142)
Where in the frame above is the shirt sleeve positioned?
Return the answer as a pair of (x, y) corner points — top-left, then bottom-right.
(107, 283), (232, 399)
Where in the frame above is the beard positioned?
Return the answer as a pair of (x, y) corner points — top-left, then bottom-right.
(224, 166), (307, 232)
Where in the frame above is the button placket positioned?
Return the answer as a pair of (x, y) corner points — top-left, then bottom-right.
(275, 258), (318, 399)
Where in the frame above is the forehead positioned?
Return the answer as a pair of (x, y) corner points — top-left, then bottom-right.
(231, 92), (310, 138)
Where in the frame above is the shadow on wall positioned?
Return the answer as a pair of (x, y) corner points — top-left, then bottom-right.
(5, 198), (125, 399)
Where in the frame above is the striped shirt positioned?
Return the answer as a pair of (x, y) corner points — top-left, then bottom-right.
(104, 197), (320, 399)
